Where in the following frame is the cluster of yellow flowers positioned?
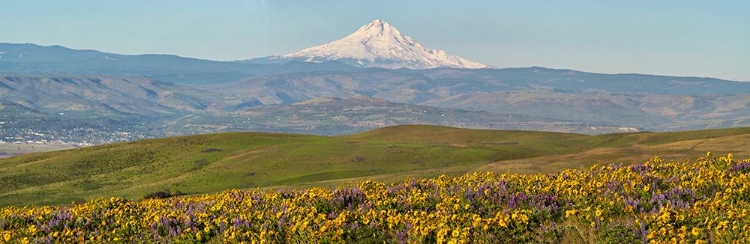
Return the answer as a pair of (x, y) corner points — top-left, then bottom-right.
(0, 152), (748, 243)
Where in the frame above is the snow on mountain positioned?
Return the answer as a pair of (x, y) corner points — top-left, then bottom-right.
(279, 19), (489, 69)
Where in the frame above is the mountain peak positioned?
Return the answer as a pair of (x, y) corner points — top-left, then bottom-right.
(365, 19), (387, 28)
(356, 19), (395, 35)
(280, 19), (489, 69)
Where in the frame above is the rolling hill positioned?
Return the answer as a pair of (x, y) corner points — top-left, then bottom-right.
(1, 125), (749, 206)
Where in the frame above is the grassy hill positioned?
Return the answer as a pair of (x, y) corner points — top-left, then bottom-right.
(1, 125), (749, 206)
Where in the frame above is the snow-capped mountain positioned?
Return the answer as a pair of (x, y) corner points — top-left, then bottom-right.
(270, 19), (489, 69)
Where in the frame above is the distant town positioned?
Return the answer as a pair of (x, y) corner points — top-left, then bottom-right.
(0, 126), (147, 146)
(0, 118), (154, 147)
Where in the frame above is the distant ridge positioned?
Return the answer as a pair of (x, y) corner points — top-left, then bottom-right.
(0, 43), (359, 85)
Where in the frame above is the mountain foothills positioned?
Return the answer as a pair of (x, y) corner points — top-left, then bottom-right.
(0, 75), (222, 116)
(1, 125), (749, 206)
(1, 19), (749, 145)
(207, 68), (750, 131)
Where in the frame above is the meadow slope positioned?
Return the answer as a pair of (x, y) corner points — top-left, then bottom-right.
(0, 125), (749, 206)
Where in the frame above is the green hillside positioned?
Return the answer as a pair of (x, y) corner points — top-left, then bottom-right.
(1, 125), (749, 206)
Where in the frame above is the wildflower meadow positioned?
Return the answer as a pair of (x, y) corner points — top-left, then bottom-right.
(1, 152), (748, 243)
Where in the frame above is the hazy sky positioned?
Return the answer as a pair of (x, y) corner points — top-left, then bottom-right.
(2, 1), (748, 81)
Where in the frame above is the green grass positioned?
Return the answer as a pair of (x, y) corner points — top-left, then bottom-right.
(1, 125), (749, 206)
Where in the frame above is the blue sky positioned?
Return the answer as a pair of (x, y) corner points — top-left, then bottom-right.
(2, 1), (748, 81)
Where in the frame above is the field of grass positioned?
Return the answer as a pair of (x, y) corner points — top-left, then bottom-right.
(1, 125), (749, 206)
